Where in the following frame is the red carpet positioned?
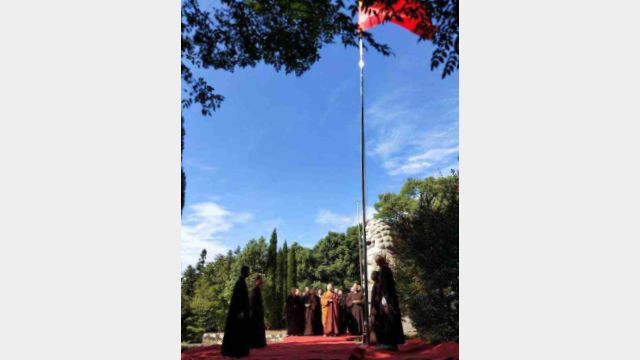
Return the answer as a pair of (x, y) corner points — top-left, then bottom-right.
(181, 335), (458, 360)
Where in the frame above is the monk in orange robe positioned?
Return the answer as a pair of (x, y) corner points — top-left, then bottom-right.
(321, 283), (340, 336)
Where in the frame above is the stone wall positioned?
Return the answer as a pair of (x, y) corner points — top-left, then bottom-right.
(202, 330), (287, 345)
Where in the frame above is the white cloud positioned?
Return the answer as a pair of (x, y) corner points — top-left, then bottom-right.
(315, 207), (377, 231)
(181, 201), (252, 270)
(366, 88), (459, 177)
(315, 209), (354, 229)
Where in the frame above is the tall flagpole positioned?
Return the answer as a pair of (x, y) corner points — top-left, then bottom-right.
(358, 33), (371, 346)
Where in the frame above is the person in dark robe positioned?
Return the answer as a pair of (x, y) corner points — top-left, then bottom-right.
(338, 289), (349, 335)
(293, 288), (305, 335)
(221, 265), (251, 358)
(312, 288), (324, 335)
(285, 288), (296, 335)
(248, 275), (266, 349)
(303, 288), (317, 335)
(321, 283), (340, 336)
(347, 284), (364, 335)
(369, 271), (381, 345)
(374, 255), (405, 350)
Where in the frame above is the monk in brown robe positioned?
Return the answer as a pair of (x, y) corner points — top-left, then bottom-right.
(347, 284), (364, 335)
(321, 283), (340, 336)
(303, 288), (318, 335)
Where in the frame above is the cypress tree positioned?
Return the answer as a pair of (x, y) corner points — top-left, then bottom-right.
(281, 241), (289, 301)
(265, 229), (278, 328)
(276, 248), (284, 328)
(287, 244), (297, 290)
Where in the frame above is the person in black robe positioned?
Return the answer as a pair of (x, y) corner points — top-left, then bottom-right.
(221, 265), (251, 358)
(248, 275), (266, 349)
(293, 289), (305, 335)
(369, 271), (381, 345)
(285, 289), (297, 336)
(338, 289), (349, 335)
(374, 255), (405, 350)
(312, 288), (324, 335)
(347, 284), (364, 335)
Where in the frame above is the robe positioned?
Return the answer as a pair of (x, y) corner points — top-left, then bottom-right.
(248, 285), (266, 348)
(321, 291), (339, 335)
(285, 295), (296, 335)
(338, 294), (349, 335)
(303, 294), (316, 335)
(294, 295), (305, 334)
(312, 295), (323, 335)
(221, 276), (250, 358)
(347, 290), (364, 335)
(375, 264), (405, 346)
(369, 281), (380, 345)
(321, 295), (327, 326)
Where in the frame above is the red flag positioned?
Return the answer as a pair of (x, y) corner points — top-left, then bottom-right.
(358, 0), (433, 38)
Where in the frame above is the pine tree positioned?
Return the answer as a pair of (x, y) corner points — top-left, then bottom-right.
(287, 244), (297, 291)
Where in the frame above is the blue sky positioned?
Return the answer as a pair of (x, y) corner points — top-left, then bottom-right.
(181, 24), (458, 270)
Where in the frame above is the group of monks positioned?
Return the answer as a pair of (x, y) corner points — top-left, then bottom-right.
(221, 255), (404, 358)
(284, 282), (366, 337)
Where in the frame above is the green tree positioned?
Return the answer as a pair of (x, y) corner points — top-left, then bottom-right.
(180, 0), (459, 215)
(312, 229), (359, 290)
(376, 172), (459, 342)
(287, 243), (297, 291)
(196, 249), (207, 273)
(264, 229), (279, 328)
(181, 265), (198, 342)
(281, 241), (289, 294)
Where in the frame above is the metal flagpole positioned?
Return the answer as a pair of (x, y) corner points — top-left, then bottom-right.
(358, 33), (370, 345)
(356, 202), (364, 288)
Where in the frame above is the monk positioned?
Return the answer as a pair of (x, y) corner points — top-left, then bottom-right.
(221, 265), (251, 358)
(303, 288), (318, 335)
(374, 255), (405, 350)
(369, 271), (381, 345)
(294, 289), (305, 335)
(347, 284), (364, 335)
(319, 288), (326, 326)
(248, 275), (266, 349)
(338, 289), (348, 335)
(321, 283), (340, 336)
(285, 289), (298, 336)
(312, 288), (324, 335)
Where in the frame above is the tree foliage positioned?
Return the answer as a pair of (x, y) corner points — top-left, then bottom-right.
(287, 244), (297, 292)
(375, 171), (459, 342)
(180, 0), (458, 211)
(264, 229), (279, 328)
(181, 226), (361, 342)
